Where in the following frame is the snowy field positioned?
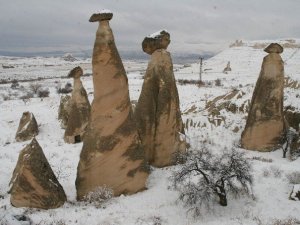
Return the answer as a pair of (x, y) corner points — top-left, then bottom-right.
(1, 39), (300, 225)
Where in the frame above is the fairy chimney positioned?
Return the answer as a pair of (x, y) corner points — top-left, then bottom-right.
(76, 10), (149, 200)
(15, 112), (39, 142)
(241, 43), (285, 151)
(9, 138), (67, 209)
(142, 30), (170, 55)
(135, 30), (186, 167)
(58, 95), (71, 129)
(64, 67), (91, 143)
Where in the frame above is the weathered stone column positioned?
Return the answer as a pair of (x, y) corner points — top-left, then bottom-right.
(64, 66), (90, 143)
(241, 43), (285, 151)
(76, 11), (149, 200)
(135, 30), (186, 167)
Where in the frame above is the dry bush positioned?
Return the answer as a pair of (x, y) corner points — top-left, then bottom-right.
(215, 78), (222, 86)
(286, 171), (300, 184)
(271, 218), (300, 225)
(10, 79), (19, 89)
(37, 87), (50, 98)
(57, 82), (72, 94)
(83, 186), (113, 208)
(252, 156), (273, 163)
(29, 82), (42, 94)
(177, 79), (205, 86)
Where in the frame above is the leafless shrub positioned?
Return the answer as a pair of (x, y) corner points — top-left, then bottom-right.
(37, 87), (50, 98)
(215, 78), (222, 86)
(251, 156), (273, 163)
(177, 79), (205, 86)
(10, 79), (19, 89)
(29, 82), (42, 94)
(262, 168), (271, 177)
(271, 218), (300, 225)
(286, 171), (300, 184)
(57, 82), (72, 94)
(262, 166), (282, 178)
(83, 186), (113, 208)
(271, 166), (282, 178)
(172, 147), (253, 216)
(20, 91), (33, 104)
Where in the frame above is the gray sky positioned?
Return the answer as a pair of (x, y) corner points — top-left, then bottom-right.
(0, 0), (300, 55)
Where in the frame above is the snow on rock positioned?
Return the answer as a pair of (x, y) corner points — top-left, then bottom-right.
(0, 38), (300, 224)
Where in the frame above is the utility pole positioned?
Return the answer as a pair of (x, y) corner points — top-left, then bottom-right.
(199, 57), (203, 85)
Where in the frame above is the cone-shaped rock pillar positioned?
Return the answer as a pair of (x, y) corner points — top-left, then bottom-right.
(135, 30), (186, 167)
(241, 43), (285, 151)
(9, 138), (67, 209)
(64, 66), (91, 143)
(76, 11), (149, 200)
(15, 112), (39, 142)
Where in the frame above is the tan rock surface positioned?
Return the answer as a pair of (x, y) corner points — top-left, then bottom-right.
(76, 11), (149, 200)
(135, 48), (186, 167)
(241, 43), (285, 151)
(64, 67), (91, 143)
(9, 138), (66, 209)
(15, 112), (39, 142)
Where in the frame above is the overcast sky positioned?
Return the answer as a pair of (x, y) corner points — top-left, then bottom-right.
(0, 0), (300, 55)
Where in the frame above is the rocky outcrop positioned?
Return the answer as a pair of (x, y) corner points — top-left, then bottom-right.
(58, 95), (71, 129)
(241, 43), (285, 151)
(135, 30), (186, 168)
(76, 10), (149, 200)
(15, 112), (39, 142)
(223, 61), (232, 73)
(64, 67), (90, 143)
(9, 138), (66, 209)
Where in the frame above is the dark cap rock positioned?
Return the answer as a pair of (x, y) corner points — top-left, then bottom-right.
(264, 43), (283, 54)
(142, 30), (170, 55)
(89, 11), (113, 22)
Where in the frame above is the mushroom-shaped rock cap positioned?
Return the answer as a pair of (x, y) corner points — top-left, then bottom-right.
(142, 30), (170, 55)
(264, 43), (283, 54)
(68, 66), (83, 78)
(89, 9), (113, 22)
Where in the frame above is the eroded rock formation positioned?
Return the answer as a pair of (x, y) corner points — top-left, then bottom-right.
(15, 112), (39, 142)
(58, 95), (71, 129)
(223, 61), (232, 73)
(64, 67), (90, 143)
(241, 43), (285, 151)
(76, 11), (149, 200)
(135, 30), (186, 167)
(9, 138), (66, 209)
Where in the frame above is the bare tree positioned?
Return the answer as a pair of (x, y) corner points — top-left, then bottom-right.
(29, 82), (42, 94)
(172, 147), (253, 215)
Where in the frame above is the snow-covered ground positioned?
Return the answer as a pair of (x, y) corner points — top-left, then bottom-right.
(1, 39), (300, 225)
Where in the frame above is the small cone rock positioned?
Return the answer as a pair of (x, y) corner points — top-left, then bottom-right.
(241, 43), (285, 151)
(15, 112), (39, 142)
(9, 138), (67, 209)
(64, 67), (91, 143)
(135, 31), (186, 167)
(76, 11), (149, 200)
(58, 95), (71, 129)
